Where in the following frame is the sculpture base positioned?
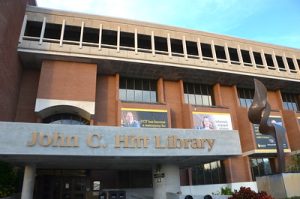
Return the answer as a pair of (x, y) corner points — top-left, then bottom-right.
(256, 173), (300, 199)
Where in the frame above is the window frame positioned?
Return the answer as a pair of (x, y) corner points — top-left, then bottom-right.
(119, 77), (157, 103)
(183, 83), (214, 106)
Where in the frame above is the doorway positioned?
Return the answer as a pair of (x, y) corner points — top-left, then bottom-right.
(35, 176), (88, 199)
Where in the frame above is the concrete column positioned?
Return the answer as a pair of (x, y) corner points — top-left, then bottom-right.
(237, 45), (244, 66)
(79, 21), (84, 49)
(261, 49), (268, 68)
(224, 43), (230, 63)
(19, 15), (27, 43)
(39, 17), (46, 45)
(151, 31), (155, 56)
(59, 19), (65, 47)
(21, 165), (36, 199)
(182, 35), (188, 60)
(211, 40), (217, 63)
(117, 26), (120, 52)
(197, 38), (203, 61)
(249, 47), (256, 68)
(167, 33), (172, 58)
(134, 28), (138, 54)
(98, 24), (102, 50)
(153, 164), (181, 199)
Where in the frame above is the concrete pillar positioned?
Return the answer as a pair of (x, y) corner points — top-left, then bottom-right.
(21, 165), (36, 199)
(153, 164), (181, 199)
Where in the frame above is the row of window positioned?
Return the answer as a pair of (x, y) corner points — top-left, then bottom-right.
(191, 158), (275, 185)
(238, 88), (300, 111)
(120, 77), (300, 111)
(23, 20), (300, 71)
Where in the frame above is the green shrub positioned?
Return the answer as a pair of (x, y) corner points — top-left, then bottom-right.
(0, 161), (19, 198)
(220, 186), (233, 195)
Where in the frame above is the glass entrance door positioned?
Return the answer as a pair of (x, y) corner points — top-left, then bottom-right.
(62, 177), (87, 199)
(35, 176), (88, 199)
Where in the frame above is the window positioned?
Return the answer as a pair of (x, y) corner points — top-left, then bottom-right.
(119, 77), (157, 103)
(250, 158), (273, 180)
(24, 21), (42, 38)
(186, 41), (198, 57)
(43, 113), (89, 125)
(192, 161), (226, 185)
(282, 93), (299, 111)
(265, 53), (275, 69)
(237, 88), (254, 108)
(120, 31), (134, 49)
(138, 34), (151, 50)
(286, 57), (296, 71)
(102, 29), (117, 46)
(83, 27), (99, 44)
(64, 25), (81, 42)
(171, 38), (183, 56)
(276, 56), (286, 70)
(44, 23), (61, 41)
(253, 51), (263, 66)
(228, 47), (239, 63)
(184, 83), (214, 106)
(215, 45), (226, 61)
(201, 43), (213, 59)
(154, 36), (168, 53)
(241, 50), (252, 65)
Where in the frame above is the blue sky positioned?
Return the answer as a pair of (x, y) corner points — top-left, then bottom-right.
(36, 0), (300, 49)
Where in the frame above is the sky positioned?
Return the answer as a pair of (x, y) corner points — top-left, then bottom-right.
(36, 0), (300, 49)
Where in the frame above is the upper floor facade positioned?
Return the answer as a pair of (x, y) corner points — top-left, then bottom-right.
(18, 6), (300, 87)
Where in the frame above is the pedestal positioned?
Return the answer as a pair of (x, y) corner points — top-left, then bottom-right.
(256, 173), (300, 199)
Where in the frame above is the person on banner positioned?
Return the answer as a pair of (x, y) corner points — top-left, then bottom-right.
(195, 116), (215, 130)
(122, 111), (140, 127)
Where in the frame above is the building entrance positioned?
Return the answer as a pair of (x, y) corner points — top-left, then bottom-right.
(35, 176), (88, 199)
(33, 169), (153, 199)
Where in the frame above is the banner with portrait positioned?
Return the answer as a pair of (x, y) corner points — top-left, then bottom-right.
(121, 108), (168, 128)
(192, 112), (233, 130)
(253, 116), (288, 149)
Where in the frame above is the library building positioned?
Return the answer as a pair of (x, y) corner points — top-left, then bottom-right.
(1, 1), (300, 199)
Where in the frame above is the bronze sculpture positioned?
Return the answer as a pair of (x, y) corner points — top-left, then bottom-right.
(248, 79), (286, 173)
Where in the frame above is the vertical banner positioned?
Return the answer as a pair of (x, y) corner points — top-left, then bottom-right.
(121, 108), (168, 128)
(253, 116), (288, 149)
(192, 112), (233, 130)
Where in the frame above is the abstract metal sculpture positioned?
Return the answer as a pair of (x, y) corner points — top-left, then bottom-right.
(248, 79), (286, 173)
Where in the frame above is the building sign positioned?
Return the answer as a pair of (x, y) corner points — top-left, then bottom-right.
(27, 132), (216, 151)
(192, 112), (233, 130)
(0, 122), (241, 157)
(121, 108), (168, 128)
(253, 116), (288, 149)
